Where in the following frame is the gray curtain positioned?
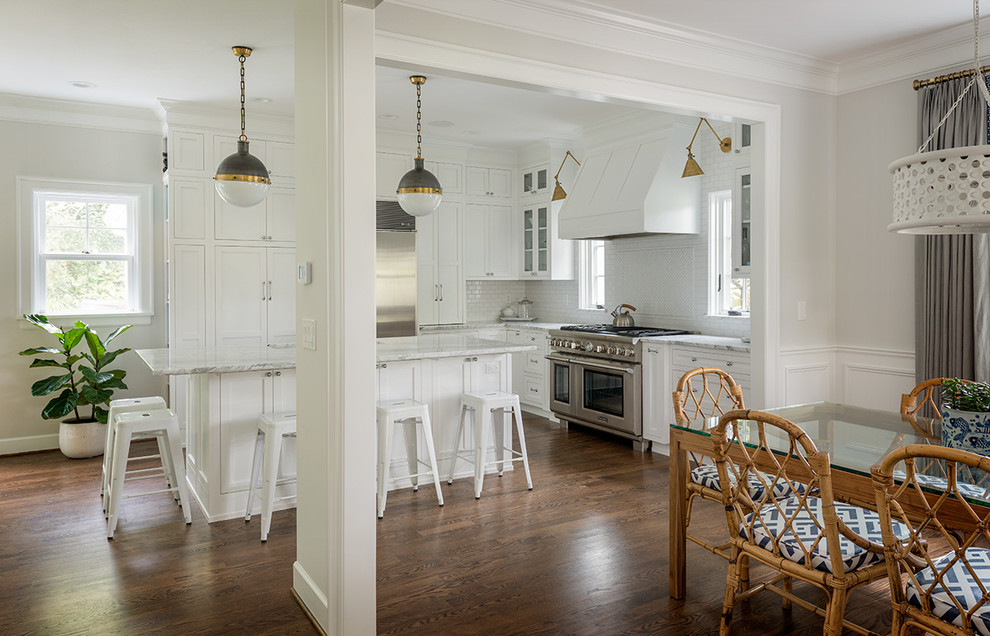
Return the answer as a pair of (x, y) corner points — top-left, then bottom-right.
(916, 77), (989, 383)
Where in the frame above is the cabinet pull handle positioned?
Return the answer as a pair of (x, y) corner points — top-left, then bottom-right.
(439, 283), (443, 301)
(434, 284), (439, 302)
(268, 280), (272, 300)
(262, 281), (266, 300)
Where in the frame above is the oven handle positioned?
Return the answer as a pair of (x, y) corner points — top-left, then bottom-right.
(545, 353), (638, 375)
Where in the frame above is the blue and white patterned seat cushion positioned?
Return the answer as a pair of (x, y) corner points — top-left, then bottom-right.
(892, 469), (990, 500)
(907, 548), (990, 636)
(740, 496), (910, 574)
(691, 463), (805, 500)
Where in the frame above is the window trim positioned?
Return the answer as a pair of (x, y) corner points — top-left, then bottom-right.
(578, 239), (606, 310)
(18, 177), (154, 327)
(708, 189), (750, 317)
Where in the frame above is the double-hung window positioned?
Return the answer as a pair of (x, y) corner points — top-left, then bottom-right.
(578, 239), (606, 309)
(19, 178), (153, 324)
(709, 189), (750, 316)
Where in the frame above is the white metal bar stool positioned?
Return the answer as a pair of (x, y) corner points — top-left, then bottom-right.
(245, 411), (298, 541)
(101, 396), (171, 515)
(376, 399), (444, 519)
(106, 408), (191, 539)
(449, 390), (533, 499)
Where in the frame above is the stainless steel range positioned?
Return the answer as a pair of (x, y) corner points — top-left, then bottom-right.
(546, 324), (689, 451)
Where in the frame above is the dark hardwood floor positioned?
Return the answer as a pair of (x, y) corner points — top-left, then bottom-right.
(0, 416), (896, 635)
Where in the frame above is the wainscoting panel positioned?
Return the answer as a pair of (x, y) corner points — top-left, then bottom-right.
(779, 347), (834, 406)
(836, 347), (915, 412)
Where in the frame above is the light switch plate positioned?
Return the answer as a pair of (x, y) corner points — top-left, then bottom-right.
(297, 262), (312, 284)
(302, 319), (316, 350)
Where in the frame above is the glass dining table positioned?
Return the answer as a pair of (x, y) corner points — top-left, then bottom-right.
(667, 401), (990, 599)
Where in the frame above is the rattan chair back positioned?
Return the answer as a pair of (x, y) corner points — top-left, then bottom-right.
(672, 367), (745, 425)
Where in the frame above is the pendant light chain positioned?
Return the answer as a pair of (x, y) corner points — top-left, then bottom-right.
(918, 0), (990, 153)
(239, 53), (248, 142)
(416, 82), (423, 159)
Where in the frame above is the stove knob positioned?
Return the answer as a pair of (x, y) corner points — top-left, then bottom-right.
(595, 344), (605, 353)
(625, 348), (636, 357)
(570, 341), (580, 350)
(606, 345), (616, 355)
(549, 338), (557, 346)
(583, 342), (595, 352)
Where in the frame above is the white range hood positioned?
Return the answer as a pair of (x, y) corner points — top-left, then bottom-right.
(559, 124), (700, 240)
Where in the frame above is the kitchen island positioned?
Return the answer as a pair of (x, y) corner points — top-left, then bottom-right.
(137, 334), (536, 522)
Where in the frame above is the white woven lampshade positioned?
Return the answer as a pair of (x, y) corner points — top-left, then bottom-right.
(889, 145), (990, 233)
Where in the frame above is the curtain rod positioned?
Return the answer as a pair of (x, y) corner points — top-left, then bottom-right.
(914, 65), (990, 90)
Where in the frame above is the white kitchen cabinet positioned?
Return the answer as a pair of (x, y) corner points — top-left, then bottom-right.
(506, 328), (550, 412)
(424, 160), (464, 195)
(670, 345), (752, 406)
(215, 246), (296, 347)
(169, 244), (208, 349)
(521, 200), (574, 279)
(732, 166), (752, 277)
(466, 165), (512, 198)
(215, 186), (294, 243)
(376, 151), (412, 200)
(167, 129), (207, 174)
(521, 164), (549, 196)
(168, 177), (209, 241)
(464, 203), (516, 279)
(417, 201), (463, 325)
(643, 343), (673, 445)
(218, 369), (296, 496)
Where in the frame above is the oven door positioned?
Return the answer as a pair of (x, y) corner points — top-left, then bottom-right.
(575, 358), (642, 437)
(546, 354), (577, 418)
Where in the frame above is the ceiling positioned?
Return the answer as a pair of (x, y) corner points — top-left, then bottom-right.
(0, 0), (980, 141)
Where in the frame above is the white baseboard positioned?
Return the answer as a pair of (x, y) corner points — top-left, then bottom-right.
(0, 433), (58, 456)
(293, 561), (328, 633)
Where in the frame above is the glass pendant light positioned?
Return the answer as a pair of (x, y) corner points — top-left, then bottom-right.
(396, 76), (443, 217)
(215, 46), (271, 208)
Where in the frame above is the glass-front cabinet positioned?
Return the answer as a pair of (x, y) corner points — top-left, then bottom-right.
(522, 204), (550, 277)
(522, 164), (549, 195)
(732, 166), (751, 277)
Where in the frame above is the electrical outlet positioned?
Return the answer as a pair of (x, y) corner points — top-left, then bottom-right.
(797, 301), (807, 321)
(302, 319), (316, 350)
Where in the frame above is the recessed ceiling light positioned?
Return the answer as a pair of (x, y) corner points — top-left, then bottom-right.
(251, 97), (272, 104)
(378, 114), (399, 120)
(69, 81), (97, 89)
(428, 120), (455, 128)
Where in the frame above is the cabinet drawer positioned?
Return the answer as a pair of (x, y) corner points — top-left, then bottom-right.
(524, 351), (545, 375)
(521, 374), (545, 405)
(672, 347), (750, 377)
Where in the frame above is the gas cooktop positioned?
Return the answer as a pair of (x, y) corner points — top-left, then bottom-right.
(559, 324), (691, 338)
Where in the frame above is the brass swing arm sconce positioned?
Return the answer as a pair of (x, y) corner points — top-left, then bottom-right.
(551, 150), (582, 201)
(681, 117), (732, 178)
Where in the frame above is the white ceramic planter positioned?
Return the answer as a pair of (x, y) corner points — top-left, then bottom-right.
(59, 419), (106, 459)
(941, 408), (990, 456)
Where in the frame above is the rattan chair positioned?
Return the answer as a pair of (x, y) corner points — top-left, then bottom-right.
(713, 409), (909, 636)
(873, 444), (990, 636)
(671, 367), (746, 563)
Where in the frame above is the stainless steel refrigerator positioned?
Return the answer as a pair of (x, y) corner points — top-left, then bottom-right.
(376, 201), (417, 338)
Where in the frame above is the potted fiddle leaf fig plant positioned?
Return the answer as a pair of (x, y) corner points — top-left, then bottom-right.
(19, 314), (132, 458)
(940, 378), (990, 455)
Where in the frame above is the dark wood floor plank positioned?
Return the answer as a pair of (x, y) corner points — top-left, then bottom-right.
(0, 414), (896, 634)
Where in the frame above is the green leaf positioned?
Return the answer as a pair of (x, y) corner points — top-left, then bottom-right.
(42, 390), (78, 420)
(85, 330), (106, 361)
(62, 326), (87, 352)
(79, 366), (113, 385)
(104, 324), (132, 346)
(31, 374), (72, 397)
(98, 378), (128, 391)
(93, 406), (109, 425)
(23, 314), (63, 336)
(81, 385), (113, 405)
(18, 347), (63, 356)
(29, 359), (66, 369)
(99, 348), (130, 368)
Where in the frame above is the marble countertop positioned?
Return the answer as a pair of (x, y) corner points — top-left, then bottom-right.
(641, 334), (750, 352)
(420, 321), (565, 332)
(137, 335), (537, 375)
(377, 334), (536, 362)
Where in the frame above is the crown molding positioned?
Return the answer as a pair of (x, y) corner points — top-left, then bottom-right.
(157, 99), (295, 140)
(0, 93), (160, 134)
(382, 0), (838, 94)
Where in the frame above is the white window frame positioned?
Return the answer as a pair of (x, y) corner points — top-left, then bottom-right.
(578, 239), (606, 310)
(709, 189), (749, 317)
(18, 177), (154, 326)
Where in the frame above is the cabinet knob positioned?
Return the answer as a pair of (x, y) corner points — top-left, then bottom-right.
(261, 235), (266, 240)
(691, 357), (697, 362)
(381, 363), (387, 368)
(275, 371), (282, 376)
(266, 371), (273, 377)
(473, 357), (478, 361)
(726, 361), (733, 367)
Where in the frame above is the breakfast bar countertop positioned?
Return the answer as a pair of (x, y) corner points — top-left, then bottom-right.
(376, 334), (536, 362)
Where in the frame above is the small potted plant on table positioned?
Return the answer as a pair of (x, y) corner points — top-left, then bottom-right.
(940, 378), (990, 455)
(19, 314), (132, 458)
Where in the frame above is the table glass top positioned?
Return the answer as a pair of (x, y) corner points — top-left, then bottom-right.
(672, 401), (990, 504)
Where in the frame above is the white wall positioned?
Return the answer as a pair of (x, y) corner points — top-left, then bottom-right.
(0, 118), (166, 454)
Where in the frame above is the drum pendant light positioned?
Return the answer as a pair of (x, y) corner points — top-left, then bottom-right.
(214, 46), (271, 208)
(396, 76), (443, 217)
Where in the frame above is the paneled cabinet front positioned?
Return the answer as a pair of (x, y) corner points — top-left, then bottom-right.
(215, 246), (296, 347)
(218, 369), (296, 495)
(464, 203), (516, 279)
(215, 187), (295, 243)
(465, 166), (512, 198)
(417, 201), (463, 325)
